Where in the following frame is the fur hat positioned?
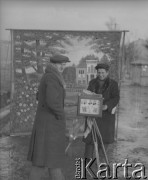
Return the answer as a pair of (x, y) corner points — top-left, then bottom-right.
(95, 63), (110, 71)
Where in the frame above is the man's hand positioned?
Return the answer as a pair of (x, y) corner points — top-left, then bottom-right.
(102, 105), (108, 111)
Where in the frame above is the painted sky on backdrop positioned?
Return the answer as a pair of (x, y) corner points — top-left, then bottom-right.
(0, 0), (148, 43)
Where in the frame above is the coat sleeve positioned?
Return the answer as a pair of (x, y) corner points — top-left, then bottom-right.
(105, 81), (120, 113)
(45, 74), (65, 120)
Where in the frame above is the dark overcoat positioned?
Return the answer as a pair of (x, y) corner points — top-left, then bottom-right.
(83, 77), (120, 145)
(27, 64), (66, 168)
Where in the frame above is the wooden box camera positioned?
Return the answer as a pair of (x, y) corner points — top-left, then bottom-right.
(77, 93), (103, 117)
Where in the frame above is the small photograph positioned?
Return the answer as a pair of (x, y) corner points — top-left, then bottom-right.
(79, 96), (102, 116)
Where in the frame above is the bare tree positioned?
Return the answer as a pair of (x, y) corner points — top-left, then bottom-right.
(105, 17), (119, 31)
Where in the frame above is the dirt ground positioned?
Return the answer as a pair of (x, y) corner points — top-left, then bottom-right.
(0, 81), (148, 180)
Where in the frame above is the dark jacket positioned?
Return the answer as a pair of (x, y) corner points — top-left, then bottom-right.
(84, 77), (120, 144)
(27, 63), (66, 168)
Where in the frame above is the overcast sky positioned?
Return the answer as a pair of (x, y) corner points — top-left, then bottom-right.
(0, 0), (148, 42)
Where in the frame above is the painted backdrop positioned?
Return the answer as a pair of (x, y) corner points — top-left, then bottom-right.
(10, 30), (122, 134)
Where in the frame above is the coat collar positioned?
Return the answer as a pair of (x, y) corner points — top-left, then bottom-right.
(95, 77), (110, 94)
(88, 76), (110, 94)
(45, 63), (66, 88)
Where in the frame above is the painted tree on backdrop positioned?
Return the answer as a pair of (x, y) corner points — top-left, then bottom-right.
(14, 31), (72, 85)
(87, 33), (121, 80)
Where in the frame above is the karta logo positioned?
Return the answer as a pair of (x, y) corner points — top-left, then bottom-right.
(75, 158), (147, 179)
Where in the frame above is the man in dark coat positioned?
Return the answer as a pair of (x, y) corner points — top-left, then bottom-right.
(83, 63), (120, 161)
(27, 55), (70, 180)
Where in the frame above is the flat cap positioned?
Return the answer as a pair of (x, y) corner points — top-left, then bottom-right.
(50, 55), (70, 63)
(95, 63), (110, 71)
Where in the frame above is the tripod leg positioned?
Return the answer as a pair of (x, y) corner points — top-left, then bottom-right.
(92, 125), (100, 170)
(84, 144), (94, 160)
(65, 142), (72, 154)
(93, 119), (109, 165)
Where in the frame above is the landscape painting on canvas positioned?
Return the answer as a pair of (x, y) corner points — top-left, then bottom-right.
(11, 30), (122, 133)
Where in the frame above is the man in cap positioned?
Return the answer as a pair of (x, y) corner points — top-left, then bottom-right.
(27, 55), (70, 180)
(83, 63), (120, 162)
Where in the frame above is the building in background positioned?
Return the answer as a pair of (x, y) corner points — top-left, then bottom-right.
(86, 59), (99, 83)
(130, 59), (148, 86)
(76, 59), (99, 85)
(76, 61), (87, 85)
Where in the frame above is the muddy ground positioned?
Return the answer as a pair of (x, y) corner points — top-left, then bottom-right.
(0, 81), (148, 180)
